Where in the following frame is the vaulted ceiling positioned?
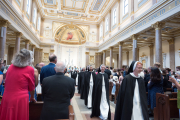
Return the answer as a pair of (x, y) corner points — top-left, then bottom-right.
(37, 0), (115, 23)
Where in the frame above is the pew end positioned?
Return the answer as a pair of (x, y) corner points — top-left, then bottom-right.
(154, 93), (179, 120)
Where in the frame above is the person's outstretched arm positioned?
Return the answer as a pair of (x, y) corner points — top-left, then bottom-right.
(169, 76), (180, 90)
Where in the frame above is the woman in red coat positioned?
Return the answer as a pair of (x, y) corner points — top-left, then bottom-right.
(0, 49), (36, 120)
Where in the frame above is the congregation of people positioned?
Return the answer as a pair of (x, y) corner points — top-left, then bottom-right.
(0, 48), (180, 120)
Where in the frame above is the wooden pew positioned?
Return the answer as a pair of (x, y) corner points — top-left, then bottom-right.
(109, 81), (113, 101)
(154, 93), (179, 120)
(29, 102), (43, 120)
(37, 93), (42, 101)
(114, 83), (120, 104)
(172, 92), (177, 98)
(29, 102), (74, 120)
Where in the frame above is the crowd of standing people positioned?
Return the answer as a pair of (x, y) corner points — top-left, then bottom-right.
(0, 48), (180, 120)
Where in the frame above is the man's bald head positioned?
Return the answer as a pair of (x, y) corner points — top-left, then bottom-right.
(55, 62), (65, 73)
(49, 54), (57, 63)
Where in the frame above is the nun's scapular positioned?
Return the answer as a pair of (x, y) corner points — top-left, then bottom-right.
(114, 61), (149, 120)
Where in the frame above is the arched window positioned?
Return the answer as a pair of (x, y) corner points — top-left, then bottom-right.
(113, 8), (117, 25)
(106, 18), (108, 32)
(33, 8), (37, 24)
(123, 0), (128, 15)
(26, 0), (31, 14)
(100, 25), (103, 37)
(37, 17), (41, 31)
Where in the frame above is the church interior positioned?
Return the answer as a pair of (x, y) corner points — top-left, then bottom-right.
(0, 0), (180, 120)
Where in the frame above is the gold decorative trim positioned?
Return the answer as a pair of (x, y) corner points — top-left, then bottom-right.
(0, 20), (10, 27)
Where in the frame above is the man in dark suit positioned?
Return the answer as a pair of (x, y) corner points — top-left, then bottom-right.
(41, 62), (75, 120)
(104, 66), (111, 79)
(40, 54), (57, 85)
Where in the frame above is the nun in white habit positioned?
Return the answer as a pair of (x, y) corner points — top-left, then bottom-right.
(91, 64), (111, 120)
(84, 66), (96, 108)
(114, 61), (149, 120)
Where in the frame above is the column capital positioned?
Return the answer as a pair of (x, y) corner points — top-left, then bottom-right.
(103, 50), (106, 53)
(37, 8), (40, 13)
(85, 52), (89, 55)
(109, 9), (111, 14)
(119, 42), (124, 46)
(95, 52), (98, 55)
(0, 20), (10, 27)
(98, 52), (102, 55)
(35, 48), (40, 51)
(97, 24), (99, 28)
(24, 40), (30, 44)
(39, 48), (43, 52)
(41, 18), (45, 22)
(109, 46), (113, 49)
(151, 21), (165, 30)
(149, 44), (154, 49)
(31, 45), (36, 49)
(16, 32), (23, 37)
(126, 51), (129, 54)
(131, 34), (139, 40)
(168, 38), (175, 45)
(50, 49), (54, 53)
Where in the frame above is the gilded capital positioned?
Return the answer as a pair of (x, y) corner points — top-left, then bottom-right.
(39, 48), (43, 52)
(109, 46), (113, 49)
(95, 53), (98, 55)
(126, 51), (129, 54)
(168, 38), (175, 45)
(149, 44), (154, 49)
(109, 10), (111, 14)
(119, 42), (124, 46)
(103, 50), (106, 53)
(24, 40), (30, 44)
(98, 52), (102, 55)
(41, 18), (45, 22)
(35, 48), (40, 51)
(85, 52), (89, 55)
(97, 24), (99, 28)
(16, 32), (23, 37)
(151, 21), (164, 30)
(0, 20), (10, 27)
(50, 49), (54, 53)
(31, 45), (36, 49)
(131, 34), (139, 40)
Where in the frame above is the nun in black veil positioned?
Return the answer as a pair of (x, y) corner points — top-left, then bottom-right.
(114, 61), (149, 120)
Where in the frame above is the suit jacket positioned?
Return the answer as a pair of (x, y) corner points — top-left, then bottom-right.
(41, 72), (75, 120)
(105, 69), (111, 79)
(40, 63), (56, 84)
